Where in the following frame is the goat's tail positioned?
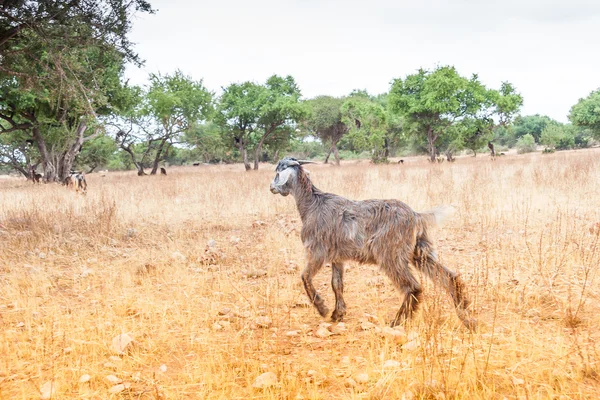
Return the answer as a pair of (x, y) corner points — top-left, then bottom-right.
(420, 205), (456, 229)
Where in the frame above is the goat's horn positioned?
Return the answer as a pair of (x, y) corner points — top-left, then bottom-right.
(297, 160), (314, 165)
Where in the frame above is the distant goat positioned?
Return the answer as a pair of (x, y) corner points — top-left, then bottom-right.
(160, 167), (167, 175)
(270, 157), (476, 330)
(65, 171), (87, 194)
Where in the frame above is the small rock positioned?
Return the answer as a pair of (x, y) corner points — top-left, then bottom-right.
(254, 316), (272, 328)
(360, 321), (376, 331)
(230, 236), (241, 244)
(340, 356), (351, 365)
(126, 228), (137, 239)
(355, 373), (369, 383)
(207, 239), (216, 248)
(105, 375), (122, 384)
(252, 371), (278, 389)
(159, 364), (167, 373)
(512, 376), (525, 385)
(63, 347), (73, 354)
(381, 326), (408, 344)
(38, 252), (46, 259)
(218, 308), (231, 316)
(315, 326), (333, 338)
(16, 321), (25, 328)
(40, 381), (57, 399)
(286, 330), (300, 337)
(112, 333), (134, 355)
(330, 322), (347, 335)
(307, 370), (317, 377)
(383, 360), (401, 369)
(108, 383), (130, 393)
(80, 267), (95, 277)
(79, 374), (91, 383)
(212, 322), (223, 331)
(403, 340), (419, 351)
(171, 251), (187, 261)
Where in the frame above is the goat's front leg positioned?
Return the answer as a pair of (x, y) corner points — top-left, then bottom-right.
(330, 263), (346, 322)
(301, 260), (328, 317)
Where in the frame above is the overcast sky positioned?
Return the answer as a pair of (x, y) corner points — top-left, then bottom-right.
(124, 0), (600, 122)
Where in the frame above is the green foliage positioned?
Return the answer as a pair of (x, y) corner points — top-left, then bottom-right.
(145, 70), (213, 132)
(75, 135), (117, 171)
(288, 139), (327, 160)
(516, 134), (537, 154)
(181, 122), (228, 163)
(569, 89), (600, 139)
(493, 82), (524, 126)
(389, 65), (501, 160)
(341, 97), (389, 162)
(513, 115), (558, 143)
(216, 75), (305, 169)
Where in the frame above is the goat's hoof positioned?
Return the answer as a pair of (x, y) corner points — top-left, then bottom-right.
(316, 306), (330, 318)
(331, 309), (346, 322)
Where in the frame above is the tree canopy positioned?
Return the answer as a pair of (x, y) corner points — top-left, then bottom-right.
(569, 89), (600, 139)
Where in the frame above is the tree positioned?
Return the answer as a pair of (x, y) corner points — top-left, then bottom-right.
(304, 96), (347, 165)
(253, 75), (306, 170)
(216, 75), (306, 171)
(493, 82), (524, 127)
(181, 122), (229, 163)
(516, 134), (536, 154)
(569, 89), (600, 139)
(389, 66), (497, 162)
(216, 82), (264, 171)
(458, 117), (495, 157)
(142, 71), (213, 174)
(341, 97), (389, 163)
(75, 134), (117, 172)
(512, 114), (557, 143)
(0, 1), (153, 181)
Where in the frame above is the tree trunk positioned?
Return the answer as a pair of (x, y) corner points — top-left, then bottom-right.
(150, 137), (168, 175)
(32, 126), (56, 182)
(253, 144), (263, 170)
(324, 147), (332, 164)
(121, 145), (146, 175)
(427, 126), (437, 162)
(332, 144), (340, 166)
(58, 121), (87, 181)
(237, 141), (251, 171)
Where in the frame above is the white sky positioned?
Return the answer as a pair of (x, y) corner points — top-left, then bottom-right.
(124, 0), (600, 122)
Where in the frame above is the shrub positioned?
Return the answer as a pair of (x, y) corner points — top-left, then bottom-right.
(516, 134), (537, 154)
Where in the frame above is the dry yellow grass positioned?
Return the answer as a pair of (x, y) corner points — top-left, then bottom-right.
(1, 149), (600, 399)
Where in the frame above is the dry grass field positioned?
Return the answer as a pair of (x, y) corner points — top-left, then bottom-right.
(1, 149), (600, 399)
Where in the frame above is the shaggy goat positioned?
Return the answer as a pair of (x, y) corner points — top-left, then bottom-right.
(270, 157), (476, 330)
(65, 172), (88, 194)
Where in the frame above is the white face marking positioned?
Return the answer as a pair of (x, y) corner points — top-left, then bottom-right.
(271, 167), (296, 196)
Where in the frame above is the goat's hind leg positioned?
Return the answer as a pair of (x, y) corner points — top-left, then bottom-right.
(301, 260), (329, 317)
(381, 260), (423, 327)
(414, 240), (477, 331)
(330, 263), (346, 322)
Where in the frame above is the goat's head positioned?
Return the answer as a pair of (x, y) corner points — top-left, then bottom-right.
(270, 157), (312, 196)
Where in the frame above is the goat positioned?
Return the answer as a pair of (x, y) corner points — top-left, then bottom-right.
(270, 157), (476, 330)
(65, 171), (87, 194)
